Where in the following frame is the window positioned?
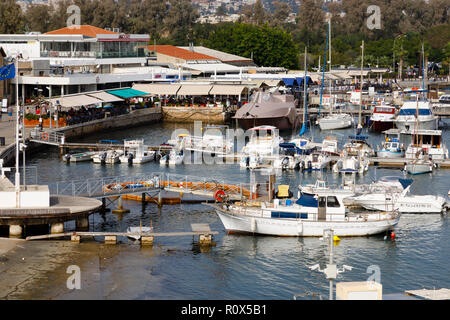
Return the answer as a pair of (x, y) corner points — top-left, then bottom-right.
(327, 196), (340, 208)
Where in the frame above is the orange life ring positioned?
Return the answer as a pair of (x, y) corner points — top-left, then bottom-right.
(214, 190), (226, 202)
(41, 132), (49, 141)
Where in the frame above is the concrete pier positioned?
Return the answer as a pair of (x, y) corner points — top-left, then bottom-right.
(75, 216), (89, 230)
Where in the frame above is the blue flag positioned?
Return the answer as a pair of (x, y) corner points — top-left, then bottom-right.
(0, 63), (15, 80)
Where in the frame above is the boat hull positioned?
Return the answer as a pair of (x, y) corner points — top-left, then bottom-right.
(377, 150), (405, 158)
(237, 117), (295, 131)
(216, 209), (399, 237)
(318, 116), (353, 130)
(395, 117), (438, 131)
(369, 120), (395, 132)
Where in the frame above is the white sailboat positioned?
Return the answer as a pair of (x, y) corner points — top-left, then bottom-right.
(240, 126), (283, 168)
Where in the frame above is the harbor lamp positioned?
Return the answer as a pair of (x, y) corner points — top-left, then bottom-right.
(309, 229), (353, 300)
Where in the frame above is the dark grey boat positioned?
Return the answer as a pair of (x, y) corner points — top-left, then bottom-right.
(233, 90), (299, 130)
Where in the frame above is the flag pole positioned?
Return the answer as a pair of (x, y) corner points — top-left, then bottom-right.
(15, 57), (21, 208)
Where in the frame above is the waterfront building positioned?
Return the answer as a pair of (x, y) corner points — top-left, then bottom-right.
(0, 25), (187, 104)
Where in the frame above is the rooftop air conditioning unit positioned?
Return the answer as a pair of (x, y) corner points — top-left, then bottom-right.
(105, 28), (111, 31)
(113, 28), (120, 33)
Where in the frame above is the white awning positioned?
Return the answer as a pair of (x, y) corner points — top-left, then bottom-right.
(50, 95), (103, 108)
(132, 83), (181, 96)
(209, 85), (248, 95)
(177, 85), (213, 96)
(86, 91), (124, 103)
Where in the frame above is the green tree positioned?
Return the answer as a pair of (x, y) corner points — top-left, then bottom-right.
(25, 4), (54, 33)
(205, 23), (299, 69)
(0, 0), (25, 34)
(163, 0), (199, 44)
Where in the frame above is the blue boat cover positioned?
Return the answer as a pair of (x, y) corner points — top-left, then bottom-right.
(295, 193), (318, 207)
(282, 78), (296, 86)
(280, 142), (296, 148)
(398, 178), (413, 189)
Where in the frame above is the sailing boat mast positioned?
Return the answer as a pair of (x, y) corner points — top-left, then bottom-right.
(359, 40), (364, 129)
(328, 18), (332, 105)
(299, 47), (308, 136)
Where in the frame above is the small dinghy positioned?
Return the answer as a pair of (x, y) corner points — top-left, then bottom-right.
(127, 226), (153, 240)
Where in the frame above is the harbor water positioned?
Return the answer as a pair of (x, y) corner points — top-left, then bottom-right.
(15, 120), (450, 299)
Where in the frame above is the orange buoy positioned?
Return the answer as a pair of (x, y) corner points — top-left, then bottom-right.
(390, 231), (396, 240)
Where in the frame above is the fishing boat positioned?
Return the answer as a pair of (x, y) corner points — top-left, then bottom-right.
(369, 103), (396, 131)
(208, 189), (400, 237)
(92, 150), (122, 164)
(348, 185), (448, 213)
(342, 135), (376, 157)
(119, 140), (155, 164)
(405, 129), (448, 160)
(63, 151), (98, 163)
(233, 90), (299, 130)
(300, 152), (331, 171)
(377, 129), (405, 158)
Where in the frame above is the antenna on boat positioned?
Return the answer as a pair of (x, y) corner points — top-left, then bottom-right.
(318, 18), (330, 118)
(358, 40), (364, 134)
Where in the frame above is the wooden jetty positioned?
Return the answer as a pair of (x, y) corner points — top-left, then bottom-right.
(25, 223), (218, 246)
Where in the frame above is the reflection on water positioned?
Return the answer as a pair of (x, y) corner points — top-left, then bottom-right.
(22, 121), (450, 299)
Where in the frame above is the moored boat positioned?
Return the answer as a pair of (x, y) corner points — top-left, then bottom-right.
(209, 190), (399, 237)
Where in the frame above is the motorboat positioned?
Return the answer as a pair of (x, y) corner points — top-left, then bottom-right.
(342, 135), (376, 157)
(92, 150), (122, 164)
(348, 185), (447, 213)
(233, 90), (299, 130)
(160, 148), (184, 166)
(332, 150), (369, 174)
(369, 104), (396, 131)
(300, 152), (331, 171)
(404, 158), (434, 175)
(241, 126), (283, 156)
(286, 138), (318, 155)
(208, 188), (400, 237)
(377, 129), (405, 158)
(405, 129), (448, 160)
(394, 100), (438, 132)
(272, 142), (302, 170)
(317, 112), (354, 130)
(320, 136), (340, 156)
(119, 140), (155, 164)
(63, 151), (98, 163)
(185, 125), (234, 156)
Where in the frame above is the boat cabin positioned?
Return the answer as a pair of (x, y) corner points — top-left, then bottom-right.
(406, 129), (448, 160)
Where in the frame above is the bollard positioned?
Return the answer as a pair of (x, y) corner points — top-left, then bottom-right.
(140, 236), (154, 246)
(104, 235), (117, 244)
(199, 234), (212, 246)
(71, 234), (81, 243)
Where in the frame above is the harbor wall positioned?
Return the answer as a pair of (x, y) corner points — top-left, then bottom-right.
(0, 107), (162, 166)
(161, 106), (229, 123)
(54, 107), (162, 140)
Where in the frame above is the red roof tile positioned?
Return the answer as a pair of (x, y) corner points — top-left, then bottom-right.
(151, 45), (217, 61)
(45, 25), (118, 38)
